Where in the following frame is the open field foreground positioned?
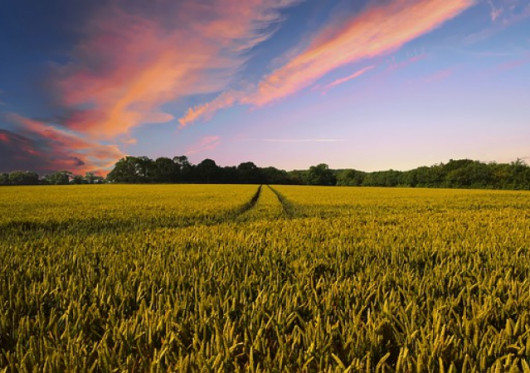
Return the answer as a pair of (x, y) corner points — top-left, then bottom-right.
(1, 185), (530, 372)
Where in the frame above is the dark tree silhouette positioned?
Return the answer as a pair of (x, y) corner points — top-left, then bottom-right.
(2, 157), (530, 190)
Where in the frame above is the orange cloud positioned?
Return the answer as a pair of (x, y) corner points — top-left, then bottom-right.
(55, 0), (298, 138)
(180, 0), (474, 124)
(323, 65), (376, 91)
(179, 90), (245, 127)
(5, 113), (124, 174)
(246, 0), (475, 106)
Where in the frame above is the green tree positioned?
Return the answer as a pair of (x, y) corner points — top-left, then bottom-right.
(337, 169), (365, 186)
(71, 175), (86, 184)
(135, 156), (154, 182)
(0, 173), (9, 185)
(173, 156), (192, 182)
(196, 159), (220, 183)
(237, 162), (263, 184)
(8, 171), (39, 185)
(509, 159), (530, 189)
(153, 157), (178, 183)
(85, 172), (97, 184)
(445, 161), (492, 188)
(45, 171), (72, 185)
(307, 164), (336, 186)
(107, 157), (141, 183)
(261, 167), (291, 184)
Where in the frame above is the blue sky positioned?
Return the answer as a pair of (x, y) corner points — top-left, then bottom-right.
(0, 0), (529, 174)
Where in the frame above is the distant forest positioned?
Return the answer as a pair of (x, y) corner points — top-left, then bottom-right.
(2, 156), (530, 190)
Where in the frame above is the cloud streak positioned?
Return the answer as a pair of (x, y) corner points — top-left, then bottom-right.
(186, 136), (221, 155)
(464, 0), (530, 44)
(180, 90), (245, 127)
(246, 0), (474, 106)
(2, 113), (124, 175)
(181, 0), (475, 124)
(54, 0), (299, 138)
(2, 0), (299, 174)
(322, 65), (376, 91)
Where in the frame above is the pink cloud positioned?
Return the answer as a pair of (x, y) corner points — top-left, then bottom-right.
(497, 54), (530, 71)
(5, 113), (124, 175)
(120, 137), (138, 145)
(322, 65), (376, 92)
(487, 0), (503, 21)
(179, 90), (245, 127)
(246, 0), (474, 106)
(464, 0), (530, 44)
(180, 0), (474, 124)
(487, 0), (530, 23)
(4, 1), (299, 174)
(186, 136), (221, 155)
(54, 0), (298, 139)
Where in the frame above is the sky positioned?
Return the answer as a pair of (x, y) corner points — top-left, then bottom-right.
(0, 0), (529, 175)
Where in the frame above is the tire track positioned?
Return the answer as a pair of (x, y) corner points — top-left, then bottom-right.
(232, 185), (262, 218)
(2, 186), (265, 236)
(267, 185), (299, 219)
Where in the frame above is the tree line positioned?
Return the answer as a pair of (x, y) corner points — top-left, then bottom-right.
(0, 171), (104, 186)
(2, 156), (529, 189)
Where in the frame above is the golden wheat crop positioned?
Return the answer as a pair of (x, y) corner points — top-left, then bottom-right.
(0, 184), (529, 372)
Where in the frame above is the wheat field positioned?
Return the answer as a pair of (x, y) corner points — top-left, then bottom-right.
(1, 185), (529, 372)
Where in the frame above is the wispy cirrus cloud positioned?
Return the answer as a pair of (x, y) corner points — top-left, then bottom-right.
(464, 0), (530, 44)
(488, 0), (530, 23)
(186, 135), (221, 155)
(245, 0), (474, 106)
(54, 0), (299, 139)
(322, 65), (376, 92)
(487, 0), (503, 21)
(180, 0), (475, 125)
(2, 0), (299, 174)
(180, 90), (246, 127)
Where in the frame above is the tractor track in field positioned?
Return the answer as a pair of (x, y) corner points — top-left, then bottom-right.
(267, 185), (298, 219)
(233, 185), (262, 218)
(1, 185), (298, 236)
(2, 186), (266, 236)
(234, 184), (300, 221)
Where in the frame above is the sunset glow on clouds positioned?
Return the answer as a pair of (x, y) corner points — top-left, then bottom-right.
(55, 0), (299, 138)
(3, 113), (123, 175)
(1, 0), (529, 174)
(247, 0), (475, 106)
(178, 0), (474, 123)
(322, 66), (376, 92)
